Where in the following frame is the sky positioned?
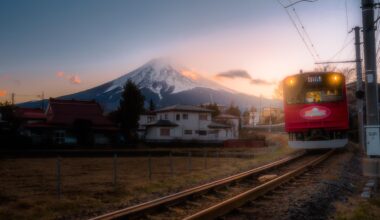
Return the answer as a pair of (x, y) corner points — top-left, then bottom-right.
(0, 0), (362, 103)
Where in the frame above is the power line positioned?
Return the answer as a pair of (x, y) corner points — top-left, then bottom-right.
(345, 0), (349, 33)
(329, 38), (354, 61)
(291, 7), (321, 60)
(284, 0), (318, 8)
(277, 0), (318, 61)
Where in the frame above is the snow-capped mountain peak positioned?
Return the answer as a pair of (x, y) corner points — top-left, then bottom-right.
(104, 58), (232, 98)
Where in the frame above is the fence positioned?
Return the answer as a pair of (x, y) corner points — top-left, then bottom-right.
(0, 147), (280, 201)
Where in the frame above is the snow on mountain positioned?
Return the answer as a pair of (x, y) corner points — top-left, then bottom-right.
(19, 58), (281, 112)
(103, 58), (234, 99)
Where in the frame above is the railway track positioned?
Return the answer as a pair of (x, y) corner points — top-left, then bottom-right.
(90, 150), (334, 220)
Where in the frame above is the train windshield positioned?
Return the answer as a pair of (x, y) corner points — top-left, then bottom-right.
(284, 73), (344, 104)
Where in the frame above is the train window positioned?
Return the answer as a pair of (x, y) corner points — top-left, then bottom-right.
(285, 75), (343, 104)
(304, 88), (342, 103)
(305, 91), (321, 103)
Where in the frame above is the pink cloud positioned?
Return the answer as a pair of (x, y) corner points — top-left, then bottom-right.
(55, 71), (82, 85)
(69, 75), (81, 84)
(56, 71), (65, 78)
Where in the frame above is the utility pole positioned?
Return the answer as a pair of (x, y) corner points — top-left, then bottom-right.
(354, 26), (365, 151)
(41, 91), (45, 110)
(11, 93), (15, 105)
(362, 0), (379, 126)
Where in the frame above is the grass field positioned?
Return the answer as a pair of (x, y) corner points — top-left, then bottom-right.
(0, 132), (293, 219)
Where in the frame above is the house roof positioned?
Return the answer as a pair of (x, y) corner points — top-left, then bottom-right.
(208, 121), (231, 129)
(145, 120), (178, 127)
(14, 108), (46, 120)
(46, 98), (114, 126)
(155, 105), (213, 113)
(141, 110), (156, 116)
(215, 114), (239, 119)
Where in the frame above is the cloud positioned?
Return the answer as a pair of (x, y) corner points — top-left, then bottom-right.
(0, 90), (6, 97)
(56, 71), (65, 78)
(250, 79), (273, 85)
(55, 71), (81, 84)
(216, 70), (252, 79)
(69, 75), (81, 84)
(216, 70), (274, 85)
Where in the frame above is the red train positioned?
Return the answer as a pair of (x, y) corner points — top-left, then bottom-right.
(283, 72), (349, 149)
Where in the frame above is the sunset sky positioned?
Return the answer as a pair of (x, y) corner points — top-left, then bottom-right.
(0, 0), (361, 103)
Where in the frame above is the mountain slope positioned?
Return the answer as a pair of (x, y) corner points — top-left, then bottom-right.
(20, 58), (280, 112)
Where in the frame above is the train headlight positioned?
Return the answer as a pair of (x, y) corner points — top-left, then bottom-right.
(330, 74), (341, 84)
(286, 77), (296, 86)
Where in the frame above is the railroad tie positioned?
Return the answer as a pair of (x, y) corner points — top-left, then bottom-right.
(236, 207), (259, 214)
(186, 200), (202, 207)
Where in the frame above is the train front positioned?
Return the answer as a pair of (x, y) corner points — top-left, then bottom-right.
(283, 72), (349, 149)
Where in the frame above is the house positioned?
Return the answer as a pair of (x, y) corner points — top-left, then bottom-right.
(214, 114), (240, 137)
(259, 107), (284, 124)
(137, 111), (156, 139)
(141, 105), (236, 143)
(19, 99), (118, 146)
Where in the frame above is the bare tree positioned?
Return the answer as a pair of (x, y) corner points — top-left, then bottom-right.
(314, 65), (355, 83)
(273, 81), (283, 100)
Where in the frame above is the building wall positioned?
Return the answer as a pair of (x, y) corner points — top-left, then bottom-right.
(144, 111), (235, 142)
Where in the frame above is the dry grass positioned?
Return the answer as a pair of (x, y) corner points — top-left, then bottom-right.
(0, 134), (295, 219)
(334, 196), (380, 220)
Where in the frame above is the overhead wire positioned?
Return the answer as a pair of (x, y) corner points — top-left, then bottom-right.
(291, 7), (321, 60)
(277, 0), (319, 62)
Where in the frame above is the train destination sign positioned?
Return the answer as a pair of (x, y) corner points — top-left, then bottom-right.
(307, 75), (322, 83)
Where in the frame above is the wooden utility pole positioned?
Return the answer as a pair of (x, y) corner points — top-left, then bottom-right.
(362, 0), (379, 126)
(354, 26), (365, 151)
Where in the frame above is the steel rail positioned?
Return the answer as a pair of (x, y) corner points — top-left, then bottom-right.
(89, 151), (305, 220)
(184, 149), (334, 220)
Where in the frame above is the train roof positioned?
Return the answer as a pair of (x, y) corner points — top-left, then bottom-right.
(283, 71), (344, 81)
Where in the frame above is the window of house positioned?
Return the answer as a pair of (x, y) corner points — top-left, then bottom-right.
(160, 128), (170, 136)
(176, 114), (180, 121)
(164, 114), (168, 120)
(182, 113), (188, 120)
(196, 130), (207, 136)
(184, 130), (192, 135)
(54, 130), (65, 144)
(199, 113), (208, 120)
(148, 116), (155, 123)
(208, 130), (218, 134)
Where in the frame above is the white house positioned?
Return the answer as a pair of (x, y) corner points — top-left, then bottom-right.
(140, 105), (236, 143)
(137, 111), (156, 139)
(214, 114), (240, 137)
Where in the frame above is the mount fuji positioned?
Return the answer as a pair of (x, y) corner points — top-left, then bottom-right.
(20, 58), (279, 112)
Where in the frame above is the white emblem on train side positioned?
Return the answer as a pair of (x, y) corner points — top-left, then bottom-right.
(300, 106), (331, 120)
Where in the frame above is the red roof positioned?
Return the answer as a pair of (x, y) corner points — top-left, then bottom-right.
(46, 98), (114, 126)
(15, 108), (46, 120)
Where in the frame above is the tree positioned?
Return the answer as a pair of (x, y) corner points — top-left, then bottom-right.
(148, 99), (156, 111)
(314, 65), (355, 83)
(226, 103), (241, 117)
(202, 103), (220, 117)
(0, 101), (18, 125)
(273, 81), (283, 100)
(242, 110), (250, 125)
(117, 80), (145, 140)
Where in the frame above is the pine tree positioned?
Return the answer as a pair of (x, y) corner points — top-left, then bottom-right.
(148, 99), (156, 111)
(117, 80), (145, 140)
(226, 103), (241, 117)
(202, 103), (220, 118)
